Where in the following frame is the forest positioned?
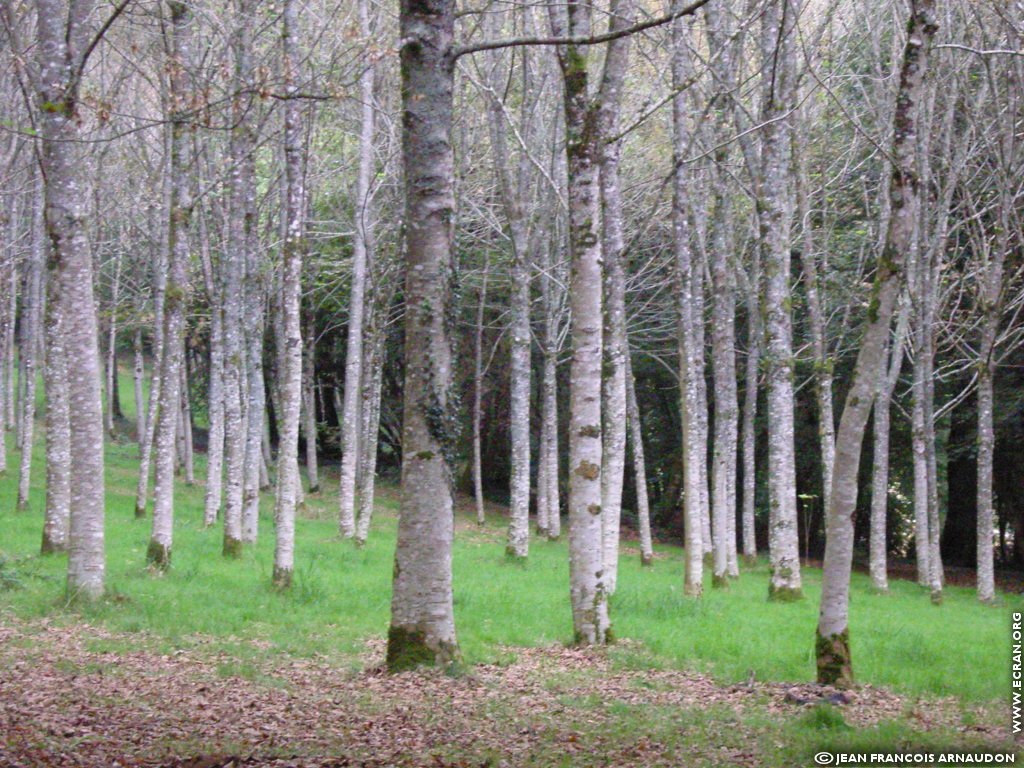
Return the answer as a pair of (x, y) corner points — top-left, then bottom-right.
(0, 0), (1023, 765)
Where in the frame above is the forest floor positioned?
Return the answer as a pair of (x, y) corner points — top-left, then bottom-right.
(1, 383), (1022, 765)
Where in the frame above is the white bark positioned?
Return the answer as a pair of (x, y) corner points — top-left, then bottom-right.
(17, 175), (44, 512)
(338, 0), (375, 538)
(817, 0), (938, 685)
(149, 0), (193, 569)
(758, 0), (802, 600)
(35, 0), (107, 600)
(273, 0), (304, 588)
(386, 0), (459, 669)
(672, 10), (704, 597)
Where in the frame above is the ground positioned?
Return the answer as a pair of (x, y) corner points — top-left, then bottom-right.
(0, 382), (1021, 765)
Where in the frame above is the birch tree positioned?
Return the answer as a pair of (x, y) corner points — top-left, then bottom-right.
(817, 0), (939, 685)
(386, 0), (459, 670)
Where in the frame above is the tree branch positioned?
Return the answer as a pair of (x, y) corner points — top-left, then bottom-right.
(452, 0), (714, 60)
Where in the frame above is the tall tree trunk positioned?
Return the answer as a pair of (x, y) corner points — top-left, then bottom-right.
(273, 0), (305, 589)
(386, 0), (459, 671)
(17, 175), (44, 512)
(133, 327), (146, 445)
(672, 8), (704, 598)
(758, 0), (802, 602)
(540, 239), (561, 540)
(976, 204), (1010, 602)
(338, 0), (375, 538)
(179, 353), (194, 484)
(35, 0), (107, 600)
(472, 253), (488, 526)
(625, 351), (653, 566)
(551, 0), (610, 644)
(817, 0), (938, 686)
(105, 250), (122, 438)
(795, 104), (835, 528)
(222, 0), (256, 558)
(596, 0), (635, 594)
(203, 227), (225, 525)
(705, 0), (739, 584)
(135, 159), (169, 518)
(301, 310), (319, 493)
(483, 23), (533, 560)
(745, 274), (761, 561)
(41, 256), (70, 554)
(869, 301), (908, 593)
(149, 0), (193, 569)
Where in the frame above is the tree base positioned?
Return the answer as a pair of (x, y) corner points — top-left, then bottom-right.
(272, 566), (292, 590)
(16, 499), (29, 513)
(742, 554), (758, 566)
(222, 536), (243, 559)
(640, 553), (654, 567)
(816, 628), (853, 687)
(712, 574), (730, 590)
(504, 546), (528, 563)
(930, 589), (943, 606)
(308, 484), (320, 495)
(386, 625), (458, 672)
(134, 504), (147, 519)
(867, 583), (889, 596)
(547, 533), (560, 542)
(40, 534), (67, 555)
(146, 540), (171, 570)
(768, 584), (804, 602)
(536, 527), (549, 538)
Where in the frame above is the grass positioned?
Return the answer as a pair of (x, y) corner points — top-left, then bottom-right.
(0, 367), (1020, 708)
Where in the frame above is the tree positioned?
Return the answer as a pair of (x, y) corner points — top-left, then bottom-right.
(817, 0), (939, 686)
(386, 0), (459, 671)
(33, 0), (111, 600)
(149, 0), (194, 570)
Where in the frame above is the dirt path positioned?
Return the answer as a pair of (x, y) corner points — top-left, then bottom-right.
(0, 617), (1010, 767)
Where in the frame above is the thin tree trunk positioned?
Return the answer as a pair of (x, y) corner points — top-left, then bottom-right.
(625, 351), (653, 566)
(386, 0), (459, 670)
(17, 175), (44, 512)
(301, 310), (319, 493)
(222, 0), (256, 558)
(105, 250), (122, 438)
(869, 301), (908, 593)
(338, 0), (375, 538)
(596, 0), (635, 594)
(41, 255), (70, 554)
(705, 0), (739, 584)
(354, 297), (388, 545)
(758, 0), (802, 601)
(817, 0), (938, 685)
(133, 327), (146, 444)
(135, 152), (169, 518)
(472, 253), (488, 526)
(540, 239), (561, 540)
(672, 9), (704, 598)
(272, 0), (305, 588)
(149, 0), (193, 569)
(180, 354), (194, 485)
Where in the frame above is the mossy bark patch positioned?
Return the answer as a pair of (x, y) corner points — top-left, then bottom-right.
(768, 584), (804, 602)
(222, 536), (243, 559)
(386, 626), (459, 672)
(816, 628), (853, 688)
(146, 540), (171, 571)
(272, 566), (293, 590)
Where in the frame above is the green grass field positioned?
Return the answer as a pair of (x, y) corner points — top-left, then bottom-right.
(0, 369), (1019, 764)
(0, 368), (1019, 706)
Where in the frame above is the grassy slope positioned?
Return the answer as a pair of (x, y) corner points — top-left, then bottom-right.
(0, 367), (1019, 708)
